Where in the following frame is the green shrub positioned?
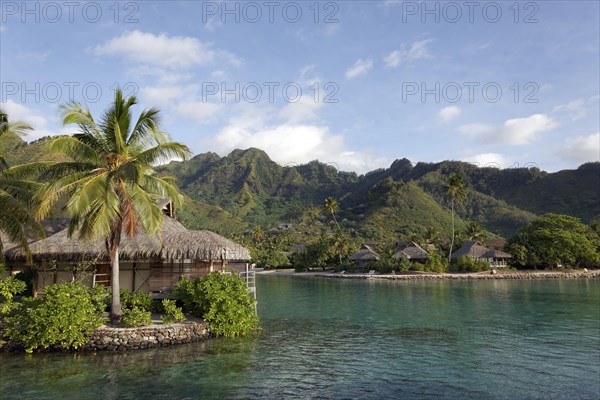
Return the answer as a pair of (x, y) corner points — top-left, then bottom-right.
(13, 267), (36, 297)
(0, 276), (26, 314)
(425, 252), (447, 273)
(174, 277), (204, 315)
(411, 262), (425, 271)
(161, 299), (186, 324)
(120, 289), (153, 312)
(397, 258), (412, 272)
(4, 282), (105, 352)
(89, 285), (111, 313)
(449, 256), (491, 272)
(176, 272), (259, 337)
(121, 307), (152, 327)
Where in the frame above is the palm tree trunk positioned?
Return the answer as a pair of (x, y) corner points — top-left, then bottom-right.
(331, 211), (343, 265)
(109, 243), (121, 324)
(108, 226), (123, 325)
(448, 199), (455, 263)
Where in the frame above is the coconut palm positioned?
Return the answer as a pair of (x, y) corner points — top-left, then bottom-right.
(0, 109), (44, 262)
(424, 226), (439, 246)
(324, 196), (343, 264)
(36, 89), (190, 324)
(323, 197), (341, 230)
(1, 109), (34, 168)
(444, 173), (467, 262)
(466, 221), (485, 241)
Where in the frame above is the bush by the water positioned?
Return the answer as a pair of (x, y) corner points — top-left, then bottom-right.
(3, 282), (106, 352)
(425, 252), (447, 273)
(176, 272), (259, 337)
(0, 275), (26, 314)
(121, 306), (152, 327)
(120, 289), (153, 312)
(449, 256), (491, 272)
(161, 299), (186, 324)
(118, 289), (154, 327)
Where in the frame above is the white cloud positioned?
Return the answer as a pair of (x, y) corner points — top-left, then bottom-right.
(438, 106), (461, 122)
(279, 97), (323, 123)
(2, 100), (48, 131)
(204, 17), (221, 32)
(384, 39), (433, 68)
(139, 86), (186, 106)
(345, 59), (373, 79)
(206, 110), (390, 173)
(175, 101), (224, 123)
(463, 153), (509, 168)
(1, 100), (67, 140)
(92, 30), (241, 69)
(560, 132), (600, 164)
(553, 97), (598, 121)
(458, 114), (557, 145)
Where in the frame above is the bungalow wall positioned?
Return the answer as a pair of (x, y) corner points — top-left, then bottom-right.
(10, 260), (221, 296)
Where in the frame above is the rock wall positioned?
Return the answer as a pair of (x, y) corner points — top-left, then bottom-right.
(0, 321), (211, 352)
(82, 321), (211, 351)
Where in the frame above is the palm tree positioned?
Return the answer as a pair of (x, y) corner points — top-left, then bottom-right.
(466, 221), (485, 241)
(36, 89), (190, 324)
(424, 226), (439, 246)
(323, 197), (341, 230)
(444, 173), (467, 262)
(0, 109), (44, 262)
(1, 109), (34, 168)
(323, 197), (343, 264)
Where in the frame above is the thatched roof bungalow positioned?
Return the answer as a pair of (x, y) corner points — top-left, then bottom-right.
(392, 242), (430, 262)
(451, 241), (511, 268)
(349, 244), (380, 268)
(3, 203), (251, 294)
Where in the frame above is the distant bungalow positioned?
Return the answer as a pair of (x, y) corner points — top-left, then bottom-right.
(3, 200), (251, 295)
(349, 244), (380, 269)
(451, 240), (511, 268)
(392, 242), (430, 263)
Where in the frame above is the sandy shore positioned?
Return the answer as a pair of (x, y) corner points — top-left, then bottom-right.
(257, 269), (600, 280)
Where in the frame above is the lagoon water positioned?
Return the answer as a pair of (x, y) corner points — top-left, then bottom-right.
(1, 275), (599, 399)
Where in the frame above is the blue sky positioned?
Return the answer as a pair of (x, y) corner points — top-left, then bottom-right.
(1, 0), (598, 173)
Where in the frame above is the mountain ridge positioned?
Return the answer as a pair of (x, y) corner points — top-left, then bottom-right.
(2, 134), (597, 239)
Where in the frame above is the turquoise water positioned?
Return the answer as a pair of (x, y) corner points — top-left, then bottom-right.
(1, 275), (599, 399)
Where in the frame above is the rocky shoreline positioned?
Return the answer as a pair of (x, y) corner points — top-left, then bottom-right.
(0, 319), (212, 353)
(317, 270), (600, 281)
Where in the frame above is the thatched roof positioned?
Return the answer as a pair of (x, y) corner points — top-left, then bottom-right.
(1, 218), (69, 254)
(5, 216), (250, 262)
(349, 244), (380, 261)
(392, 242), (430, 260)
(451, 241), (492, 260)
(162, 230), (251, 260)
(484, 239), (507, 250)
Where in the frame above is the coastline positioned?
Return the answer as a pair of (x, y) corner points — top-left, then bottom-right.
(258, 269), (600, 280)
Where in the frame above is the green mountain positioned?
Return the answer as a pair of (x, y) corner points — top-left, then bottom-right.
(158, 149), (597, 240)
(159, 148), (358, 227)
(3, 134), (597, 241)
(0, 134), (67, 166)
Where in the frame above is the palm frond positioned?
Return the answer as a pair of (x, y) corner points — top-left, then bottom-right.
(51, 136), (104, 164)
(132, 142), (191, 166)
